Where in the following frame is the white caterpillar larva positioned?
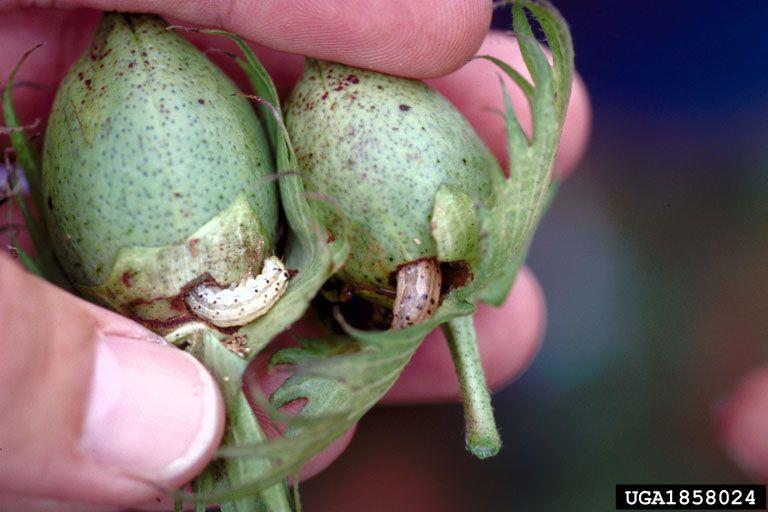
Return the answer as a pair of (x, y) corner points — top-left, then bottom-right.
(185, 255), (289, 328)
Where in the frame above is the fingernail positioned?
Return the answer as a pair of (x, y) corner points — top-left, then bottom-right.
(79, 333), (223, 483)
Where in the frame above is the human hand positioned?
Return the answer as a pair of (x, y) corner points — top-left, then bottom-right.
(0, 1), (591, 510)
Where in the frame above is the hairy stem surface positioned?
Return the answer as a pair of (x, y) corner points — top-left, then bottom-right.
(442, 314), (501, 459)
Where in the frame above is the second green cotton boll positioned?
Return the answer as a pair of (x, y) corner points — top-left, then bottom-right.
(42, 13), (282, 333)
(285, 60), (502, 326)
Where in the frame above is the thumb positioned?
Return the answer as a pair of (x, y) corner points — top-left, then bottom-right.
(0, 254), (224, 509)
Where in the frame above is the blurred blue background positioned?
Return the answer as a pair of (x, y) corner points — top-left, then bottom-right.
(302, 1), (768, 510)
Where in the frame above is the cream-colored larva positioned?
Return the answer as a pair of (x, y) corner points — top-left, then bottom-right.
(185, 255), (289, 328)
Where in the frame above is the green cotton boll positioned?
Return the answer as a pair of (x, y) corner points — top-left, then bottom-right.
(285, 60), (502, 299)
(42, 13), (278, 332)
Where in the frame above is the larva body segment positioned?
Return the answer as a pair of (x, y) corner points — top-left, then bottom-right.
(186, 256), (289, 328)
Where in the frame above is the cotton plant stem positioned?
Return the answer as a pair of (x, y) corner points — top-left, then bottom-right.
(190, 330), (293, 512)
(221, 389), (291, 512)
(442, 314), (501, 459)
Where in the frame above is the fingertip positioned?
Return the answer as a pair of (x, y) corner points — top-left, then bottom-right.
(383, 266), (546, 403)
(239, 0), (492, 79)
(79, 337), (225, 493)
(0, 256), (225, 506)
(401, 0), (492, 78)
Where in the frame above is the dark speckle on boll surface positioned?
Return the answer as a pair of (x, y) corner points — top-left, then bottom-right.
(42, 13), (276, 286)
(285, 60), (501, 295)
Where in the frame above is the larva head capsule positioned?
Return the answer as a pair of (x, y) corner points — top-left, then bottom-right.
(42, 13), (284, 334)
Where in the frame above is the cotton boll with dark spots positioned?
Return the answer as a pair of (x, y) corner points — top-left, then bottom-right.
(41, 13), (280, 333)
(285, 60), (501, 301)
(42, 13), (276, 288)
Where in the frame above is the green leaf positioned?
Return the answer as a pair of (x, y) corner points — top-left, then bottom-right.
(477, 0), (573, 303)
(481, 180), (559, 306)
(474, 54), (535, 100)
(201, 296), (476, 501)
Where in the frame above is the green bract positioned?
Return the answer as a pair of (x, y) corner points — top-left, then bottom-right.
(286, 61), (503, 299)
(42, 13), (277, 332)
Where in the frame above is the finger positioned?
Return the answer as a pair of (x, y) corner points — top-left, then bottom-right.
(426, 31), (592, 179)
(0, 254), (224, 509)
(719, 366), (768, 480)
(0, 0), (488, 141)
(0, 0), (490, 79)
(383, 266), (546, 403)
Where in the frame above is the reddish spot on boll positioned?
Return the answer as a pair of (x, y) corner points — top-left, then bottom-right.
(188, 238), (200, 257)
(121, 271), (132, 287)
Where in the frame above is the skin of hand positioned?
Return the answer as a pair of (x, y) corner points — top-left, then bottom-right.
(719, 367), (768, 481)
(0, 1), (591, 510)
